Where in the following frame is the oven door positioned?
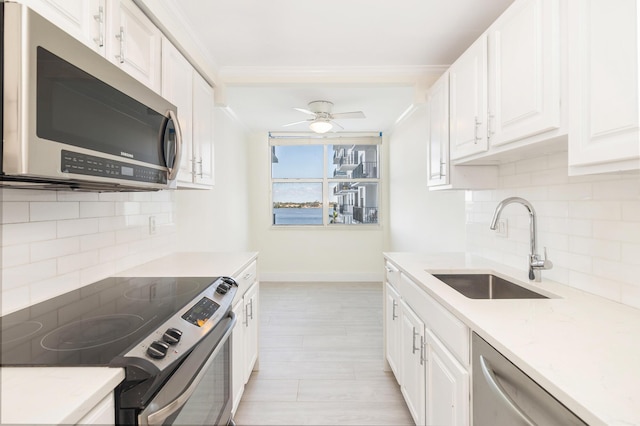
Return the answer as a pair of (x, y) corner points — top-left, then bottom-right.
(138, 312), (236, 426)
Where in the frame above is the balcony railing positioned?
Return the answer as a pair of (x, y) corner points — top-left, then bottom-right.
(353, 207), (378, 224)
(352, 162), (378, 178)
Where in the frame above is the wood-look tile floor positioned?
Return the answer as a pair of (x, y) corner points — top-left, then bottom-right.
(233, 282), (413, 426)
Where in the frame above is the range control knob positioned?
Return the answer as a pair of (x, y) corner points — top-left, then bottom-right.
(147, 340), (170, 359)
(216, 284), (229, 295)
(222, 277), (237, 287)
(163, 328), (182, 345)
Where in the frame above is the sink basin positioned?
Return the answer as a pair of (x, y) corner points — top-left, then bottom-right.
(432, 274), (548, 299)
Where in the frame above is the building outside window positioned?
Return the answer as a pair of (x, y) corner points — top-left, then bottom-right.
(270, 135), (380, 226)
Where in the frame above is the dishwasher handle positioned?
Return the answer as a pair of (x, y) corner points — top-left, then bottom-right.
(479, 355), (537, 426)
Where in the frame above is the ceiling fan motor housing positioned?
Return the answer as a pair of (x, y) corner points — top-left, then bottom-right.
(308, 100), (334, 114)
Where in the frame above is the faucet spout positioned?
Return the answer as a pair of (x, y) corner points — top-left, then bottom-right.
(489, 197), (551, 282)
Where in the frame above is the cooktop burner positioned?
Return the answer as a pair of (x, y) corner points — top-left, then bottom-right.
(0, 276), (220, 366)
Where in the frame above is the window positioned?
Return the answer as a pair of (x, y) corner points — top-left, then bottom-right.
(270, 136), (381, 226)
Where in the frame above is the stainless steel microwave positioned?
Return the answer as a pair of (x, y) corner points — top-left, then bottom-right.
(1, 2), (182, 191)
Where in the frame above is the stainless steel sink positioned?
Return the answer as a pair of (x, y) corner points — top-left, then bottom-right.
(432, 274), (548, 299)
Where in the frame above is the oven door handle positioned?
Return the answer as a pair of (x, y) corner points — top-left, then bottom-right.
(139, 312), (237, 426)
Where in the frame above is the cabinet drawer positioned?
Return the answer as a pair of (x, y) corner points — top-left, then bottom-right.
(384, 261), (401, 288)
(234, 260), (257, 291)
(400, 273), (470, 366)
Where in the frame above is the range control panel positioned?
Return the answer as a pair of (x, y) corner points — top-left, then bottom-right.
(61, 150), (167, 184)
(126, 277), (238, 366)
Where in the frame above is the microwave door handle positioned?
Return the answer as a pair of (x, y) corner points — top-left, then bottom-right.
(166, 110), (183, 181)
(139, 312), (237, 426)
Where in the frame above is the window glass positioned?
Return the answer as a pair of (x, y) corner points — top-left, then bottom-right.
(271, 139), (380, 227)
(272, 145), (323, 178)
(272, 182), (323, 225)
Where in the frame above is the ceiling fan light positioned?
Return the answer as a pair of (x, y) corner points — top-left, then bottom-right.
(309, 119), (333, 134)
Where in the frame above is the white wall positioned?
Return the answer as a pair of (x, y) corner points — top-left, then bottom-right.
(387, 104), (467, 253)
(1, 189), (177, 314)
(466, 151), (640, 309)
(175, 107), (251, 252)
(248, 133), (384, 282)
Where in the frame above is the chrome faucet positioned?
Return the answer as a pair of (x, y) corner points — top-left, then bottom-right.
(489, 197), (552, 282)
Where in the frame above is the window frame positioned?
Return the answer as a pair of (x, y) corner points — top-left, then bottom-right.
(269, 135), (382, 228)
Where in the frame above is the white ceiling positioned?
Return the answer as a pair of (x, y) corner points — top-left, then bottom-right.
(166, 0), (515, 133)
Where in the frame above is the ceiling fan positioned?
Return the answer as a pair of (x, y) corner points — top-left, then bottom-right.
(282, 100), (366, 133)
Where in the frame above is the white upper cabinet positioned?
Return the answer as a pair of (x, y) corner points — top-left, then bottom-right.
(427, 72), (498, 190)
(161, 38), (194, 184)
(192, 72), (216, 186)
(427, 73), (450, 187)
(568, 0), (640, 174)
(107, 0), (162, 93)
(21, 0), (106, 55)
(449, 35), (488, 160)
(487, 0), (561, 147)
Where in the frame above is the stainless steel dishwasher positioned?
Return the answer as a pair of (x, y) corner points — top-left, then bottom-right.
(472, 333), (587, 425)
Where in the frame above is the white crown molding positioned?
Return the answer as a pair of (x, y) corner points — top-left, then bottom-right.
(219, 65), (448, 86)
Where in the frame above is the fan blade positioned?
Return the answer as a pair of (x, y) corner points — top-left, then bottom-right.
(282, 120), (310, 127)
(330, 120), (344, 130)
(331, 111), (366, 119)
(293, 107), (317, 116)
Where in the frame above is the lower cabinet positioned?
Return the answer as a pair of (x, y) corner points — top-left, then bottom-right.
(400, 300), (426, 426)
(384, 282), (402, 377)
(76, 393), (115, 425)
(386, 268), (470, 426)
(425, 329), (469, 426)
(230, 261), (260, 414)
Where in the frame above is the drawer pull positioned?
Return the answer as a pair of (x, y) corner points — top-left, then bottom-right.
(243, 273), (252, 280)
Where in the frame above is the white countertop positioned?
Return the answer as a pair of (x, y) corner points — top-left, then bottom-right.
(0, 367), (125, 424)
(1, 251), (258, 425)
(384, 252), (640, 426)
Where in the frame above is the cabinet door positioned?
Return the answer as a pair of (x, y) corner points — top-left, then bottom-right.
(161, 38), (194, 184)
(107, 0), (161, 92)
(568, 0), (640, 173)
(231, 299), (245, 414)
(427, 72), (450, 187)
(449, 35), (488, 160)
(400, 301), (426, 426)
(426, 329), (470, 426)
(192, 72), (215, 186)
(384, 282), (402, 378)
(243, 281), (259, 383)
(488, 0), (561, 147)
(23, 0), (106, 54)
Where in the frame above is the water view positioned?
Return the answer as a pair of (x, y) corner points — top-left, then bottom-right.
(273, 208), (323, 225)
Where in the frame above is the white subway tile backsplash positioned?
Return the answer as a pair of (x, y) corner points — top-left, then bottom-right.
(30, 202), (79, 222)
(467, 151), (640, 309)
(57, 218), (100, 238)
(80, 201), (115, 218)
(31, 237), (80, 262)
(568, 201), (621, 221)
(2, 222), (57, 246)
(3, 260), (57, 290)
(1, 188), (176, 314)
(2, 203), (29, 224)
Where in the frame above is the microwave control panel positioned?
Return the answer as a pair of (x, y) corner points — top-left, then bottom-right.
(61, 150), (167, 184)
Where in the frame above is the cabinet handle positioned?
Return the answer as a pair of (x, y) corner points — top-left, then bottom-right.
(243, 273), (252, 280)
(197, 158), (204, 178)
(439, 161), (446, 178)
(247, 298), (254, 321)
(115, 26), (125, 63)
(474, 116), (482, 144)
(244, 304), (249, 327)
(392, 300), (398, 320)
(479, 356), (537, 426)
(385, 266), (393, 273)
(412, 327), (420, 354)
(93, 6), (104, 47)
(487, 112), (495, 140)
(420, 336), (426, 366)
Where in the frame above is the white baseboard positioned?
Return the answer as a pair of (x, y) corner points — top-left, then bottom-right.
(260, 271), (383, 282)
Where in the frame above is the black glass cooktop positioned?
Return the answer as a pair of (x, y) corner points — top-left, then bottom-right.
(0, 276), (219, 366)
